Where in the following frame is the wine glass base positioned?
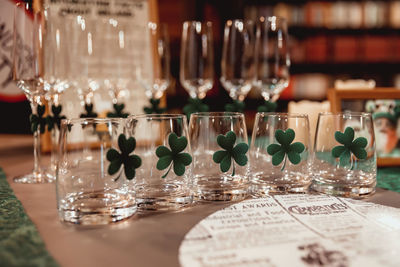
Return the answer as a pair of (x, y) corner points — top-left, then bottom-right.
(13, 171), (55, 184)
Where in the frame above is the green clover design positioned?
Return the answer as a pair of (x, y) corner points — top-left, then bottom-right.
(213, 131), (249, 176)
(143, 98), (167, 114)
(257, 101), (277, 113)
(183, 97), (209, 119)
(80, 103), (98, 118)
(332, 127), (368, 168)
(107, 103), (129, 118)
(267, 128), (305, 171)
(107, 134), (142, 180)
(156, 133), (192, 178)
(225, 100), (245, 113)
(47, 105), (66, 131)
(30, 105), (47, 134)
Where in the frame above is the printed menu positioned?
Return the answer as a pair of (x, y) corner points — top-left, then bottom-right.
(179, 195), (400, 267)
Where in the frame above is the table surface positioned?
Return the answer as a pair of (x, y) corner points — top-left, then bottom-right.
(1, 134), (400, 267)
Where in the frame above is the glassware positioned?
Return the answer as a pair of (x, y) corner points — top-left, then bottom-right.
(249, 113), (312, 195)
(311, 112), (377, 197)
(43, 9), (70, 180)
(101, 18), (133, 106)
(188, 112), (249, 201)
(137, 22), (170, 104)
(180, 21), (213, 106)
(221, 19), (255, 110)
(126, 114), (193, 211)
(12, 3), (51, 183)
(255, 16), (290, 103)
(57, 118), (137, 225)
(66, 15), (101, 114)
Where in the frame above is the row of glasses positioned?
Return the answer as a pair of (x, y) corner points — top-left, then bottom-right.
(56, 111), (376, 225)
(180, 17), (290, 115)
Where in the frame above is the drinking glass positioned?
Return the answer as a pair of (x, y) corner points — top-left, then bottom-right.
(43, 9), (70, 180)
(57, 118), (137, 225)
(66, 15), (101, 114)
(136, 23), (170, 107)
(249, 113), (312, 195)
(311, 112), (377, 197)
(255, 16), (290, 103)
(180, 21), (213, 115)
(101, 18), (133, 106)
(221, 19), (255, 111)
(126, 114), (193, 211)
(12, 3), (51, 183)
(189, 112), (249, 201)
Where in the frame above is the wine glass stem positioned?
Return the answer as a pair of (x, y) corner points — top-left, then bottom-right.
(30, 101), (42, 176)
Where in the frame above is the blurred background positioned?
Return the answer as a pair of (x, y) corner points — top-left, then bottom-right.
(2, 0), (400, 133)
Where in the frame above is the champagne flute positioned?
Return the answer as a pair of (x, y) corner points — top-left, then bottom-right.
(12, 3), (51, 183)
(180, 21), (213, 117)
(67, 15), (100, 117)
(43, 9), (70, 179)
(255, 16), (290, 106)
(101, 18), (132, 117)
(136, 22), (170, 114)
(221, 19), (255, 112)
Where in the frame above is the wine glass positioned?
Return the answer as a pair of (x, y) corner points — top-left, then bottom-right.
(66, 15), (101, 117)
(136, 22), (170, 114)
(180, 21), (213, 116)
(255, 16), (290, 105)
(43, 9), (70, 179)
(12, 2), (51, 183)
(101, 18), (132, 116)
(221, 19), (255, 112)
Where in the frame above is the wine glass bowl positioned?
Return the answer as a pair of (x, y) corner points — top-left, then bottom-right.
(255, 16), (290, 102)
(220, 19), (255, 102)
(180, 21), (214, 99)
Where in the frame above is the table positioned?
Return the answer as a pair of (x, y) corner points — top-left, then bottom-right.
(1, 134), (400, 267)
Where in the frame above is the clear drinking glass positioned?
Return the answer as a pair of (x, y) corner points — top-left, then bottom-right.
(311, 112), (377, 197)
(136, 22), (171, 101)
(249, 113), (312, 195)
(43, 9), (70, 180)
(12, 3), (51, 183)
(255, 16), (290, 103)
(66, 15), (101, 111)
(221, 20), (255, 104)
(180, 21), (214, 99)
(126, 114), (193, 211)
(57, 118), (137, 225)
(101, 17), (133, 105)
(189, 112), (249, 201)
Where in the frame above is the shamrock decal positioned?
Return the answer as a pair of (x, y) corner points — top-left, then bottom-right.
(156, 133), (192, 178)
(213, 131), (249, 176)
(30, 104), (47, 134)
(80, 103), (98, 118)
(257, 101), (277, 113)
(47, 105), (66, 131)
(107, 134), (142, 180)
(332, 127), (368, 168)
(267, 128), (305, 171)
(143, 98), (167, 114)
(225, 100), (245, 113)
(183, 97), (209, 119)
(107, 103), (129, 118)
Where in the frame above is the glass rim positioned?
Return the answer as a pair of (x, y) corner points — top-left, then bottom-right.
(318, 112), (372, 118)
(128, 113), (186, 120)
(256, 112), (309, 119)
(183, 20), (212, 26)
(191, 112), (245, 118)
(61, 117), (125, 125)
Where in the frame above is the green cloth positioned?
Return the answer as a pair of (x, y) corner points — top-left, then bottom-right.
(0, 168), (58, 267)
(377, 167), (400, 193)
